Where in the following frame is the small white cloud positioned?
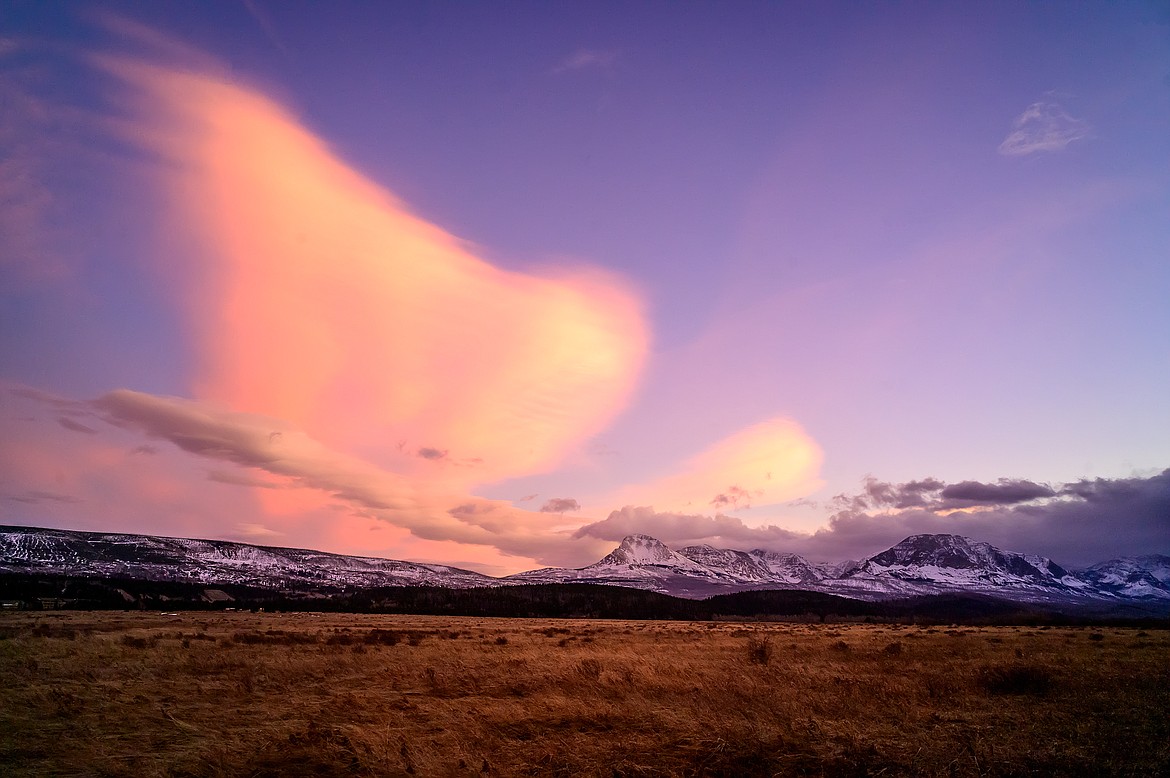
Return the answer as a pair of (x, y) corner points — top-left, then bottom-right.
(234, 522), (283, 540)
(552, 48), (618, 75)
(998, 100), (1090, 156)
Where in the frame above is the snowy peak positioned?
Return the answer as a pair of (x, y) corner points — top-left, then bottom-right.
(595, 534), (680, 566)
(1079, 555), (1170, 599)
(1086, 555), (1170, 584)
(504, 533), (720, 597)
(1140, 555), (1170, 585)
(867, 534), (993, 568)
(856, 534), (1080, 591)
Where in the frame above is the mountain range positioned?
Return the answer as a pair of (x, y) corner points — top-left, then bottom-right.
(3, 525), (1168, 609)
(507, 533), (1170, 603)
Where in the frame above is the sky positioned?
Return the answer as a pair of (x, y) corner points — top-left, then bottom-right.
(2, 1), (1168, 574)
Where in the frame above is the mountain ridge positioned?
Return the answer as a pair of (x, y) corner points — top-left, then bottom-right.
(2, 524), (1168, 605)
(0, 525), (495, 591)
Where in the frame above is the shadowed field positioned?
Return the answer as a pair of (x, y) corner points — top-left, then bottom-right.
(1, 612), (1167, 776)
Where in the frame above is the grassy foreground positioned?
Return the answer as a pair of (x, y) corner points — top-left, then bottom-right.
(1, 612), (1167, 776)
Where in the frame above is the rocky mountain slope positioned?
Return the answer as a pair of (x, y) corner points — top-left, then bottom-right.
(0, 526), (494, 591)
(1077, 555), (1170, 599)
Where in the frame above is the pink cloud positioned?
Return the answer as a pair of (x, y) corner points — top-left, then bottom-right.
(94, 56), (648, 489)
(598, 417), (824, 515)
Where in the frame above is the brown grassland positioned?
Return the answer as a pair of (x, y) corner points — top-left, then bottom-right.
(1, 611), (1167, 776)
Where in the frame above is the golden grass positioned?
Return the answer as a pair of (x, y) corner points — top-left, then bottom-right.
(1, 612), (1167, 776)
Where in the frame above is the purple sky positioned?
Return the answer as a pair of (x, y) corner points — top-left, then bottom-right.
(2, 2), (1168, 573)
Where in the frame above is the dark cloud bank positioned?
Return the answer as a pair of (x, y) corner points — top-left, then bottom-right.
(577, 471), (1170, 568)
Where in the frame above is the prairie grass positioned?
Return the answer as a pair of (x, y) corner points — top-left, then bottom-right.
(1, 612), (1167, 776)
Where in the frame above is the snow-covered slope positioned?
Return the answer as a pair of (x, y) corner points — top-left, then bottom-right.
(1077, 555), (1170, 600)
(676, 545), (774, 582)
(0, 526), (494, 590)
(746, 549), (831, 584)
(836, 534), (1095, 601)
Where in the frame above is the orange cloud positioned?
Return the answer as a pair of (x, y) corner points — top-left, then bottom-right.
(602, 417), (824, 514)
(98, 57), (647, 488)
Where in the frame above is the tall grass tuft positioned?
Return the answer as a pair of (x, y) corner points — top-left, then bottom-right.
(976, 663), (1053, 696)
(746, 635), (774, 665)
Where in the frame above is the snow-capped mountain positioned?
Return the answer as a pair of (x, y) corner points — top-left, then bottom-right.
(0, 526), (494, 590)
(510, 534), (831, 591)
(1077, 555), (1170, 599)
(597, 534), (694, 566)
(507, 534), (731, 597)
(826, 534), (1095, 603)
(3, 524), (1169, 605)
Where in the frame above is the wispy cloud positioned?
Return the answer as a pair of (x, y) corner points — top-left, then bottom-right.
(998, 99), (1090, 156)
(207, 469), (285, 489)
(57, 417), (98, 435)
(552, 48), (618, 75)
(2, 489), (82, 505)
(232, 522), (284, 540)
(240, 0), (291, 59)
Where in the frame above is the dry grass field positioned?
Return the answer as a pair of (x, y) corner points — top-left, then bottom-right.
(1, 611), (1167, 776)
